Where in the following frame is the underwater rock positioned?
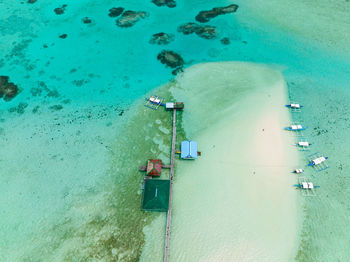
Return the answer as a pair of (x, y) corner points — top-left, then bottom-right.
(59, 34), (67, 39)
(195, 4), (239, 23)
(108, 7), (124, 17)
(152, 0), (176, 8)
(157, 50), (184, 68)
(178, 22), (217, 39)
(82, 17), (92, 24)
(0, 76), (19, 101)
(116, 11), (148, 28)
(221, 37), (230, 45)
(149, 32), (174, 45)
(54, 5), (67, 15)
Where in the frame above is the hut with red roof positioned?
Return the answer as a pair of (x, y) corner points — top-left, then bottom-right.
(146, 159), (162, 176)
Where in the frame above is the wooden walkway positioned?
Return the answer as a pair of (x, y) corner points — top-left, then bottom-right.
(164, 109), (177, 262)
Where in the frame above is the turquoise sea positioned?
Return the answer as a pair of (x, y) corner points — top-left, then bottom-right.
(1, 0), (350, 261)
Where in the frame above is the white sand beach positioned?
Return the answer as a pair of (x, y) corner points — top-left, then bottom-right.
(141, 62), (301, 261)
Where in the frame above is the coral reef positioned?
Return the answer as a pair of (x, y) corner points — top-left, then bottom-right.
(195, 4), (238, 23)
(0, 76), (19, 101)
(8, 102), (28, 114)
(152, 0), (176, 8)
(157, 50), (184, 68)
(178, 22), (217, 39)
(149, 32), (174, 45)
(54, 5), (67, 15)
(108, 7), (124, 18)
(82, 17), (92, 24)
(116, 11), (148, 27)
(221, 37), (230, 45)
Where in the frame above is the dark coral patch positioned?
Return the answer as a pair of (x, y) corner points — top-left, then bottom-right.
(171, 67), (183, 76)
(8, 102), (28, 114)
(82, 17), (92, 24)
(108, 7), (124, 17)
(149, 32), (174, 45)
(195, 4), (238, 23)
(221, 37), (230, 45)
(195, 25), (217, 39)
(54, 5), (67, 15)
(177, 22), (198, 35)
(157, 50), (184, 69)
(178, 22), (217, 39)
(152, 0), (176, 8)
(0, 76), (19, 101)
(49, 105), (63, 111)
(116, 11), (148, 27)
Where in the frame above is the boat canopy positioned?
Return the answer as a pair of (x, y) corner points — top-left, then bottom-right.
(150, 96), (161, 104)
(295, 168), (303, 173)
(301, 182), (314, 189)
(313, 156), (326, 165)
(298, 141), (310, 146)
(291, 124), (303, 130)
(290, 103), (301, 108)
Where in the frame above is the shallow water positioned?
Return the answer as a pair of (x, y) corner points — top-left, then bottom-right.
(1, 0), (350, 261)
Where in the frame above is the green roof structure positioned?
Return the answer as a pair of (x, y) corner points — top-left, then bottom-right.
(142, 179), (170, 212)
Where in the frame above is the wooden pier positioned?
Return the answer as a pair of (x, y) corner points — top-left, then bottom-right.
(164, 109), (177, 262)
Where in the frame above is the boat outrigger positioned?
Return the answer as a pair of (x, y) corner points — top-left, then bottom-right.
(294, 177), (319, 196)
(308, 152), (329, 172)
(285, 124), (306, 131)
(144, 95), (165, 110)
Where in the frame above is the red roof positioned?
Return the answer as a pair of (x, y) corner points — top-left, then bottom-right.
(147, 159), (162, 176)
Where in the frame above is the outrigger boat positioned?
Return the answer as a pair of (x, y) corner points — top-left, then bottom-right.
(308, 152), (329, 172)
(285, 103), (303, 109)
(308, 156), (328, 166)
(292, 168), (304, 174)
(296, 141), (311, 151)
(297, 141), (311, 147)
(144, 95), (165, 110)
(294, 182), (320, 189)
(285, 124), (306, 131)
(294, 177), (319, 196)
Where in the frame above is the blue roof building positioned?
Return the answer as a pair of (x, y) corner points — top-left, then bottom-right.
(181, 141), (198, 159)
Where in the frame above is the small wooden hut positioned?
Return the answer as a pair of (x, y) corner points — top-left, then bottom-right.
(146, 159), (162, 176)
